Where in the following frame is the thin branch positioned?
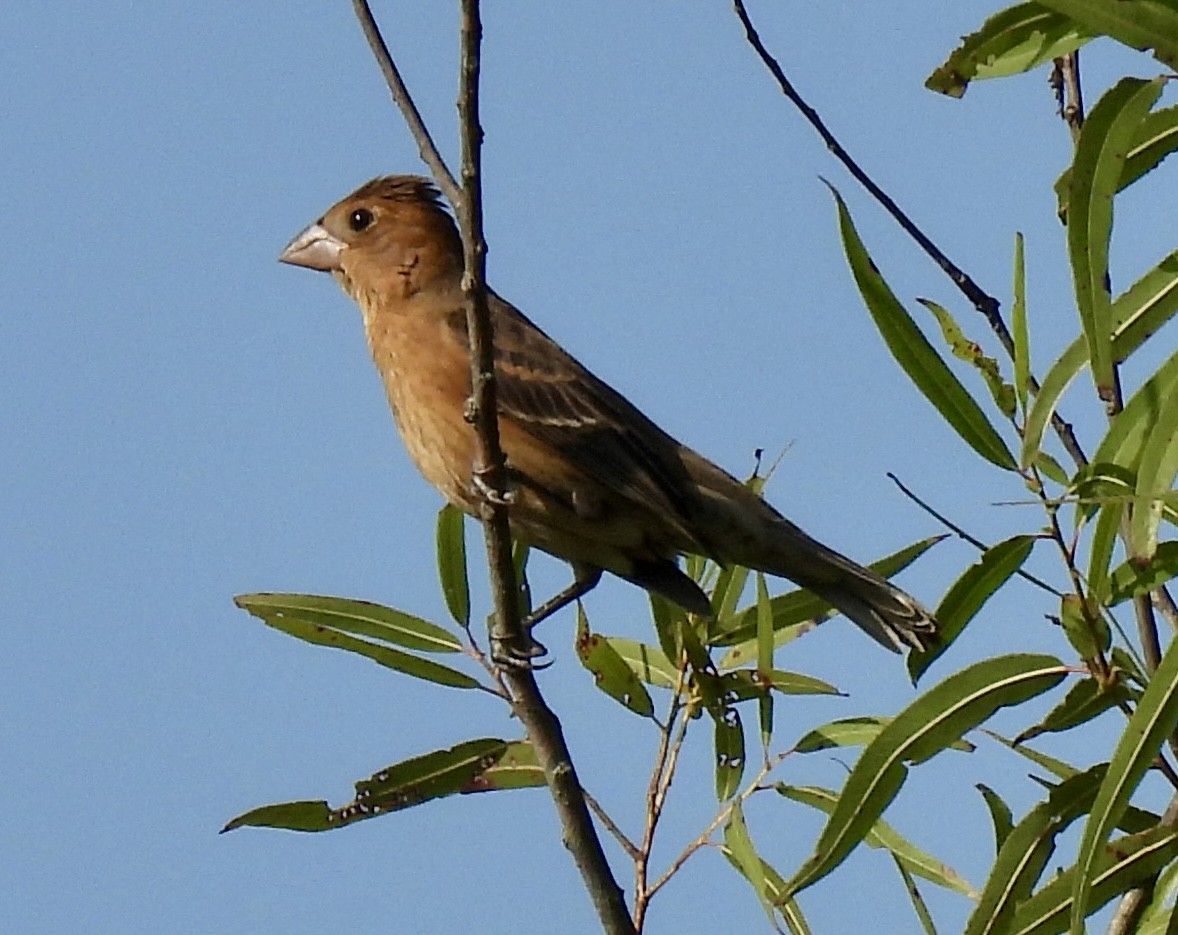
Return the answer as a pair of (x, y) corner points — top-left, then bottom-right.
(351, 0), (460, 207)
(351, 4), (634, 932)
(584, 790), (642, 861)
(732, 0), (1089, 470)
(887, 472), (1063, 597)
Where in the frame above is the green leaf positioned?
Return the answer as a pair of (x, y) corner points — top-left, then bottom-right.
(724, 802), (775, 923)
(984, 730), (1080, 780)
(466, 740), (546, 792)
(720, 668), (842, 701)
(1034, 0), (1178, 68)
(778, 784), (976, 896)
(600, 636), (679, 688)
(894, 854), (939, 935)
(1123, 104), (1178, 189)
(1129, 384), (1178, 558)
(965, 766), (1106, 935)
(1067, 77), (1164, 405)
(1015, 675), (1126, 743)
(435, 505), (470, 627)
(1108, 540), (1178, 604)
(223, 738), (517, 832)
(574, 607), (654, 717)
(921, 298), (1017, 418)
(1014, 232), (1031, 416)
(1018, 826), (1178, 934)
(1109, 249), (1178, 364)
(1058, 592), (1110, 660)
(830, 186), (1016, 469)
(713, 704), (745, 801)
(1072, 635), (1178, 931)
(1022, 339), (1088, 468)
(1097, 348), (1178, 475)
(234, 593), (479, 689)
(925, 3), (1092, 98)
(796, 716), (974, 755)
(909, 536), (1037, 682)
(977, 783), (1015, 854)
(787, 654), (1066, 896)
(236, 592), (461, 652)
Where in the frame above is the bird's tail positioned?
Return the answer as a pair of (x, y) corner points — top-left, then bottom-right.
(684, 454), (938, 653)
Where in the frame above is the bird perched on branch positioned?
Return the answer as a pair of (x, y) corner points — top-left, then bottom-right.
(280, 175), (937, 660)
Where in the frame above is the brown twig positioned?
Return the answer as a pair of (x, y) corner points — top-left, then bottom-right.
(887, 472), (1063, 597)
(731, 0), (1089, 471)
(351, 0), (460, 207)
(351, 4), (634, 932)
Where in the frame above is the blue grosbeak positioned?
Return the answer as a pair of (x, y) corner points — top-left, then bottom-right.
(280, 176), (937, 656)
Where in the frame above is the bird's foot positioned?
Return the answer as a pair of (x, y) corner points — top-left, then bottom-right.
(488, 616), (550, 670)
(471, 466), (517, 506)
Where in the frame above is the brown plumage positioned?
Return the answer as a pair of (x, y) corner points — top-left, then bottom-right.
(280, 175), (938, 654)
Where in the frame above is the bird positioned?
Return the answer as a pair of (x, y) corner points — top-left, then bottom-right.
(279, 175), (937, 661)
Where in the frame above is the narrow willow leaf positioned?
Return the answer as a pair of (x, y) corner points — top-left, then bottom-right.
(1017, 827), (1178, 935)
(1109, 249), (1178, 364)
(831, 186), (1016, 469)
(1123, 104), (1178, 190)
(1072, 636), (1178, 931)
(714, 562), (752, 627)
(716, 535), (946, 647)
(235, 595), (479, 689)
(1108, 540), (1178, 605)
(910, 536), (1036, 682)
(1135, 855), (1178, 930)
(435, 505), (470, 627)
(721, 668), (841, 701)
(601, 636), (678, 688)
(575, 608), (654, 717)
(1014, 232), (1031, 416)
(778, 784), (976, 896)
(893, 855), (938, 935)
(925, 4), (1092, 98)
(713, 704), (745, 801)
(965, 766), (1106, 935)
(222, 801), (334, 833)
(1022, 339), (1087, 468)
(1096, 348), (1178, 474)
(724, 802), (774, 923)
(1086, 498), (1124, 605)
(796, 716), (974, 755)
(223, 738), (513, 833)
(755, 573), (775, 749)
(1130, 384), (1178, 558)
(787, 655), (1065, 896)
(236, 592), (461, 652)
(921, 297), (1016, 418)
(1015, 676), (1126, 743)
(1033, 0), (1178, 69)
(720, 843), (806, 932)
(1058, 592), (1110, 661)
(466, 740), (546, 792)
(977, 784), (1015, 854)
(983, 730), (1080, 780)
(1067, 78), (1164, 404)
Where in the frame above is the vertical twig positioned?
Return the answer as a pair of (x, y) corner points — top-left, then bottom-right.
(351, 4), (635, 932)
(455, 4), (634, 933)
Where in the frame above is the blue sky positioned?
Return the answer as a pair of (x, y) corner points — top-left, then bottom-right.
(5, 3), (1176, 933)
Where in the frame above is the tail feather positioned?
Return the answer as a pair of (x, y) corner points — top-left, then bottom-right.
(682, 451), (939, 652)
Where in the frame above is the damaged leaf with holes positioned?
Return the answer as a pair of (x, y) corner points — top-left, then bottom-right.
(222, 738), (535, 833)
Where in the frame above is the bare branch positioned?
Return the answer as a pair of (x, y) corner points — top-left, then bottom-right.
(732, 0), (1089, 470)
(351, 0), (460, 207)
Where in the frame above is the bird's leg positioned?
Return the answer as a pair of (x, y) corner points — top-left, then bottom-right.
(491, 565), (603, 667)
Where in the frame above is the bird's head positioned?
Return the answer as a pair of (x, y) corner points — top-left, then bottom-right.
(279, 175), (464, 302)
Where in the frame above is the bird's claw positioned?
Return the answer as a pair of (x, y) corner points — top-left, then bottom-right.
(471, 467), (517, 505)
(489, 628), (551, 670)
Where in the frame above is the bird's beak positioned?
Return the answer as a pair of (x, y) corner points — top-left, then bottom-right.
(279, 222), (345, 272)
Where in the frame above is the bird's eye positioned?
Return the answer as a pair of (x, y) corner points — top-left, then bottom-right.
(348, 208), (375, 232)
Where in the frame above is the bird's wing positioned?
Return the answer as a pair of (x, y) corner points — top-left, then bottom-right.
(445, 295), (708, 552)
